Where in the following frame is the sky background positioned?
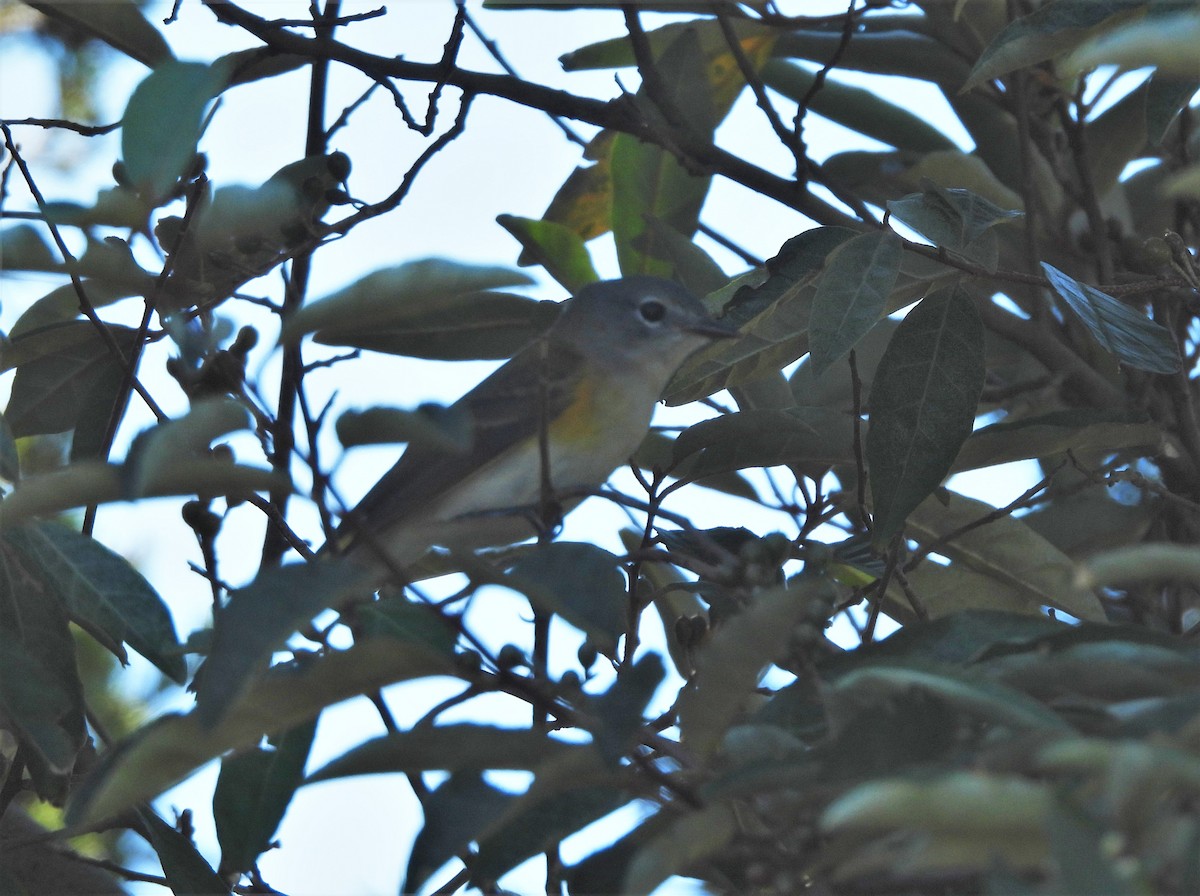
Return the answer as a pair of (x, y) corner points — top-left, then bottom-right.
(0, 2), (1034, 893)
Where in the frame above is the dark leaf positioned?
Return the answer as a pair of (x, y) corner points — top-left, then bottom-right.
(664, 227), (858, 404)
(195, 560), (376, 726)
(904, 490), (1104, 622)
(964, 0), (1145, 90)
(472, 756), (628, 886)
(1042, 263), (1181, 373)
(677, 581), (818, 759)
(309, 725), (584, 782)
(809, 231), (902, 376)
(670, 407), (856, 482)
(1146, 75), (1200, 146)
(760, 60), (957, 153)
(0, 536), (86, 801)
(887, 184), (1022, 272)
(504, 543), (627, 658)
(3, 522), (183, 681)
(0, 413), (17, 482)
(867, 287), (984, 544)
(335, 404), (474, 454)
(585, 654), (665, 766)
(3, 322), (139, 445)
(353, 593), (460, 655)
(213, 719), (317, 875)
(67, 636), (458, 828)
(136, 807), (230, 896)
(404, 774), (515, 894)
(26, 1), (173, 68)
(953, 408), (1161, 472)
(285, 261), (550, 360)
(611, 28), (713, 277)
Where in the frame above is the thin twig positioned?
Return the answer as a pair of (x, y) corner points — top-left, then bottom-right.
(1, 117), (120, 136)
(903, 465), (1063, 573)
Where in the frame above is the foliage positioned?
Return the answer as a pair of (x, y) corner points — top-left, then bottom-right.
(2, 1), (1200, 893)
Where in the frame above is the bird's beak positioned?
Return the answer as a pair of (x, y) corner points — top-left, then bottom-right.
(689, 315), (740, 340)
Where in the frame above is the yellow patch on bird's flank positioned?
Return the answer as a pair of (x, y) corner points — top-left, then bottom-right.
(550, 376), (603, 443)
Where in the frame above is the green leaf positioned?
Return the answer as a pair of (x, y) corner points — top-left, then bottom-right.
(0, 538), (86, 799)
(335, 404), (474, 454)
(624, 803), (737, 896)
(813, 609), (1067, 672)
(71, 236), (155, 293)
(404, 774), (515, 894)
(537, 137), (614, 245)
(664, 227), (857, 404)
(820, 771), (1052, 873)
(611, 28), (713, 278)
(471, 752), (628, 886)
(497, 214), (599, 294)
(213, 719), (316, 875)
(3, 522), (184, 681)
(1022, 484), (1157, 559)
(282, 259), (543, 359)
(66, 635), (457, 828)
(906, 490), (1105, 622)
(632, 429), (758, 500)
(670, 407), (856, 482)
(121, 60), (226, 206)
(809, 231), (902, 376)
(43, 185), (148, 231)
(760, 60), (957, 153)
(635, 217), (729, 298)
(125, 398), (253, 497)
(308, 725), (584, 782)
(885, 562), (1053, 623)
(26, 1), (173, 68)
(586, 654), (664, 766)
(0, 459), (288, 530)
(1041, 263), (1181, 373)
(9, 281), (138, 341)
(1046, 799), (1141, 895)
(1078, 543), (1200, 591)
(1061, 6), (1200, 78)
(887, 184), (1022, 272)
(825, 149), (1024, 213)
(867, 287), (984, 544)
(353, 593), (460, 654)
(964, 0), (1145, 91)
(0, 413), (17, 482)
(1146, 75), (1200, 147)
(195, 560), (377, 727)
(136, 808), (230, 896)
(775, 28), (971, 87)
(503, 543), (627, 658)
(2, 322), (139, 457)
(216, 48), (310, 88)
(952, 409), (1161, 472)
(0, 627), (79, 780)
(676, 581), (818, 760)
(0, 224), (59, 273)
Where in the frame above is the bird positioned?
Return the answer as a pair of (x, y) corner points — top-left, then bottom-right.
(332, 275), (737, 581)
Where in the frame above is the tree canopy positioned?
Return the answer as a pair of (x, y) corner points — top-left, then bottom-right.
(2, 1), (1200, 894)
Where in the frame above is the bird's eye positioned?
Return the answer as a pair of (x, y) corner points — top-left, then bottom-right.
(639, 299), (667, 323)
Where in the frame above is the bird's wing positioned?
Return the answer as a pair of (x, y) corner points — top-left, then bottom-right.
(336, 338), (586, 544)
